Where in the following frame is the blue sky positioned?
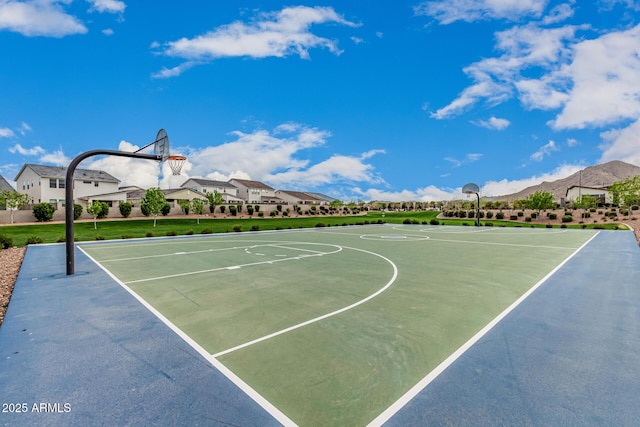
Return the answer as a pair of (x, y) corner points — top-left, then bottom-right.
(2, 0), (640, 201)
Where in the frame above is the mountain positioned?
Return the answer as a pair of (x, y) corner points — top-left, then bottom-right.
(491, 160), (640, 202)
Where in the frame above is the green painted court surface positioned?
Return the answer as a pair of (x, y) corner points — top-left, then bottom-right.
(79, 225), (598, 426)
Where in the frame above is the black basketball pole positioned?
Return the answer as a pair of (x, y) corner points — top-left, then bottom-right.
(65, 150), (161, 275)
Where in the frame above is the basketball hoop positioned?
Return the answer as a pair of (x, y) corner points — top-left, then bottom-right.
(167, 155), (187, 176)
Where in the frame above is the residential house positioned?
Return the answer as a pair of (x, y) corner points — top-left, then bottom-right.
(565, 185), (612, 206)
(0, 174), (13, 192)
(229, 178), (280, 204)
(14, 164), (120, 206)
(180, 178), (243, 203)
(275, 190), (326, 206)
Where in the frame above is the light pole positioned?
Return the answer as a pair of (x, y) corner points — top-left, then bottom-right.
(462, 182), (481, 226)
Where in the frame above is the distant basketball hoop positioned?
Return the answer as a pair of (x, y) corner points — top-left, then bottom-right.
(167, 154), (187, 176)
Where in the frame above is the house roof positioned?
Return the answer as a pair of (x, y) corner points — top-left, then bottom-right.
(277, 190), (324, 202)
(565, 185), (610, 196)
(15, 164), (120, 183)
(183, 178), (237, 188)
(0, 174), (13, 191)
(304, 192), (337, 202)
(229, 178), (274, 190)
(126, 188), (206, 200)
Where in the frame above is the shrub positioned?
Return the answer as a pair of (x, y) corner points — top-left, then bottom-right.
(250, 225), (259, 231)
(121, 235), (133, 239)
(166, 231), (177, 236)
(631, 205), (639, 211)
(161, 203), (171, 216)
(233, 225), (242, 232)
(201, 229), (213, 234)
(119, 202), (132, 218)
(485, 211), (494, 219)
(562, 215), (573, 223)
(545, 224), (553, 228)
(146, 232), (153, 237)
(402, 218), (412, 224)
(315, 222), (326, 227)
(94, 236), (105, 240)
(510, 215), (518, 220)
(247, 205), (254, 216)
(141, 203), (151, 217)
(56, 236), (65, 243)
(74, 203), (83, 220)
(186, 230), (194, 235)
(96, 202), (109, 219)
(219, 205), (226, 214)
(531, 212), (537, 219)
(517, 211), (524, 217)
(0, 234), (13, 249)
(270, 210), (277, 217)
(430, 219), (439, 225)
(229, 205), (237, 216)
(33, 202), (55, 222)
(496, 212), (504, 220)
(525, 217), (532, 222)
(548, 213), (557, 220)
(484, 222), (493, 227)
(560, 224), (567, 228)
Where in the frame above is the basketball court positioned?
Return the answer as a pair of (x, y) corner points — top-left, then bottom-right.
(2, 225), (639, 425)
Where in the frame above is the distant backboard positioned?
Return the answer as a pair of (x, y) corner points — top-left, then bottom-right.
(154, 129), (170, 161)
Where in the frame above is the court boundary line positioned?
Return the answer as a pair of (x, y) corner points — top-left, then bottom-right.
(78, 245), (298, 427)
(366, 230), (601, 427)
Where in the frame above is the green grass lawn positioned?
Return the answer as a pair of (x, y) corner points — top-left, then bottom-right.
(0, 210), (626, 247)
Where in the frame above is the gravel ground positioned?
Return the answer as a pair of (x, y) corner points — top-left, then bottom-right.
(0, 247), (26, 327)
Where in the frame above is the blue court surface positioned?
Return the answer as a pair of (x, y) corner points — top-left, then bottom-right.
(1, 225), (640, 426)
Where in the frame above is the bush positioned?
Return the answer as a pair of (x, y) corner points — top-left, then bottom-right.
(94, 236), (105, 240)
(560, 224), (567, 228)
(141, 203), (151, 216)
(233, 225), (242, 232)
(631, 205), (639, 211)
(0, 234), (13, 249)
(96, 202), (109, 219)
(430, 219), (439, 225)
(547, 213), (557, 220)
(250, 225), (259, 231)
(270, 210), (277, 217)
(562, 215), (573, 223)
(531, 212), (537, 219)
(74, 203), (83, 220)
(229, 205), (237, 216)
(484, 222), (493, 227)
(119, 202), (132, 218)
(525, 217), (532, 222)
(33, 203), (55, 222)
(25, 236), (43, 245)
(186, 230), (194, 235)
(201, 228), (213, 234)
(517, 211), (524, 217)
(485, 211), (493, 219)
(402, 218), (412, 224)
(545, 224), (553, 228)
(510, 215), (518, 220)
(219, 205), (226, 214)
(121, 235), (133, 239)
(247, 205), (254, 216)
(315, 223), (326, 227)
(496, 212), (504, 220)
(166, 231), (177, 236)
(146, 232), (153, 237)
(161, 203), (171, 216)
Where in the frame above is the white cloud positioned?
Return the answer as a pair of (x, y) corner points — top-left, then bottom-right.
(567, 137), (578, 147)
(87, 0), (126, 14)
(87, 141), (161, 188)
(414, 0), (548, 24)
(39, 148), (70, 166)
(102, 28), (114, 36)
(432, 24), (578, 119)
(599, 118), (640, 166)
(176, 124), (384, 191)
(0, 0), (87, 37)
(473, 116), (511, 130)
(19, 122), (31, 135)
(551, 24), (640, 129)
(151, 61), (198, 79)
(444, 153), (483, 167)
(530, 140), (559, 161)
(542, 3), (574, 24)
(154, 6), (358, 77)
(0, 128), (15, 138)
(480, 163), (582, 196)
(9, 143), (45, 155)
(351, 36), (364, 44)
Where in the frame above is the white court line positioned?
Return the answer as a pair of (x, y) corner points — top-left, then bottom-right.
(123, 244), (343, 284)
(367, 231), (601, 427)
(78, 246), (298, 427)
(212, 245), (398, 359)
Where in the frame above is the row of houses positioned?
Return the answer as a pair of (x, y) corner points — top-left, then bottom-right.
(2, 163), (336, 210)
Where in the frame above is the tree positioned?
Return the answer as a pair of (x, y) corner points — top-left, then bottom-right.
(177, 199), (190, 215)
(191, 198), (204, 224)
(0, 190), (29, 224)
(140, 188), (167, 226)
(205, 190), (224, 214)
(74, 203), (83, 220)
(525, 191), (555, 213)
(87, 201), (106, 229)
(610, 176), (640, 207)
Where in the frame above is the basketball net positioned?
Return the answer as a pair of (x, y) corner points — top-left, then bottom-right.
(167, 155), (187, 176)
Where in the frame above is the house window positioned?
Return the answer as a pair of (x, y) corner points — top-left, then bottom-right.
(83, 180), (91, 184)
(94, 182), (99, 187)
(59, 179), (66, 189)
(50, 179), (57, 188)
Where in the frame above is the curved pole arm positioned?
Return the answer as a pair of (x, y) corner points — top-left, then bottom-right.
(66, 150), (160, 275)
